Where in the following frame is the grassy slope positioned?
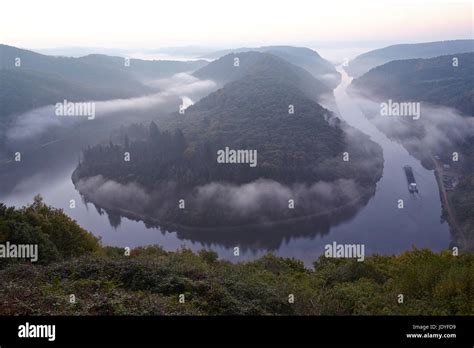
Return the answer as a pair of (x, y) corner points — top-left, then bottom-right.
(1, 246), (472, 315)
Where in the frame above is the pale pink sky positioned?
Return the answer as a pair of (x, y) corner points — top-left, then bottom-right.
(1, 0), (472, 48)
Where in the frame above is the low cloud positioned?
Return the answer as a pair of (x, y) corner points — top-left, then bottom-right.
(145, 72), (216, 96)
(353, 95), (474, 155)
(75, 175), (150, 212)
(192, 178), (362, 220)
(74, 173), (364, 225)
(6, 73), (216, 142)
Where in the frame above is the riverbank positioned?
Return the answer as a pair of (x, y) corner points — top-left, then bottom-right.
(432, 156), (467, 249)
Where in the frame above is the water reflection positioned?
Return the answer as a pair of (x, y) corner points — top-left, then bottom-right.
(83, 187), (374, 252)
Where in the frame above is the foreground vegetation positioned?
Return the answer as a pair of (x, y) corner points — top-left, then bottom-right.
(0, 198), (473, 315)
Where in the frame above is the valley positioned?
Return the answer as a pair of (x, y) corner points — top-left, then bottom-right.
(0, 45), (458, 264)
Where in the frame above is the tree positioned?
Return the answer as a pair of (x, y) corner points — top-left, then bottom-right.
(148, 121), (161, 152)
(124, 134), (130, 149)
(149, 121), (160, 140)
(173, 129), (186, 158)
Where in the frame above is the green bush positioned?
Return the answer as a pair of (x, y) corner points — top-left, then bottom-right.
(0, 195), (100, 265)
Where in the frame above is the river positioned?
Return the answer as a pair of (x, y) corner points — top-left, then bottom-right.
(0, 66), (450, 266)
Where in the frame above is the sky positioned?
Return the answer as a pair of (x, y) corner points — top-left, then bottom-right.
(1, 0), (472, 49)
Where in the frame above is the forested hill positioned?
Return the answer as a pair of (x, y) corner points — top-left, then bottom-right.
(78, 55), (382, 189)
(346, 39), (474, 78)
(200, 45), (340, 88)
(193, 51), (333, 101)
(350, 53), (474, 116)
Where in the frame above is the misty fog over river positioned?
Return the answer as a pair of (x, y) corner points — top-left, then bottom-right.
(0, 66), (450, 266)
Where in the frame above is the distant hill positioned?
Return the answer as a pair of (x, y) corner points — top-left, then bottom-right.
(33, 47), (132, 58)
(1, 44), (207, 93)
(346, 40), (474, 78)
(0, 44), (208, 137)
(350, 53), (474, 116)
(201, 46), (340, 88)
(0, 69), (110, 118)
(0, 45), (149, 98)
(194, 51), (332, 101)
